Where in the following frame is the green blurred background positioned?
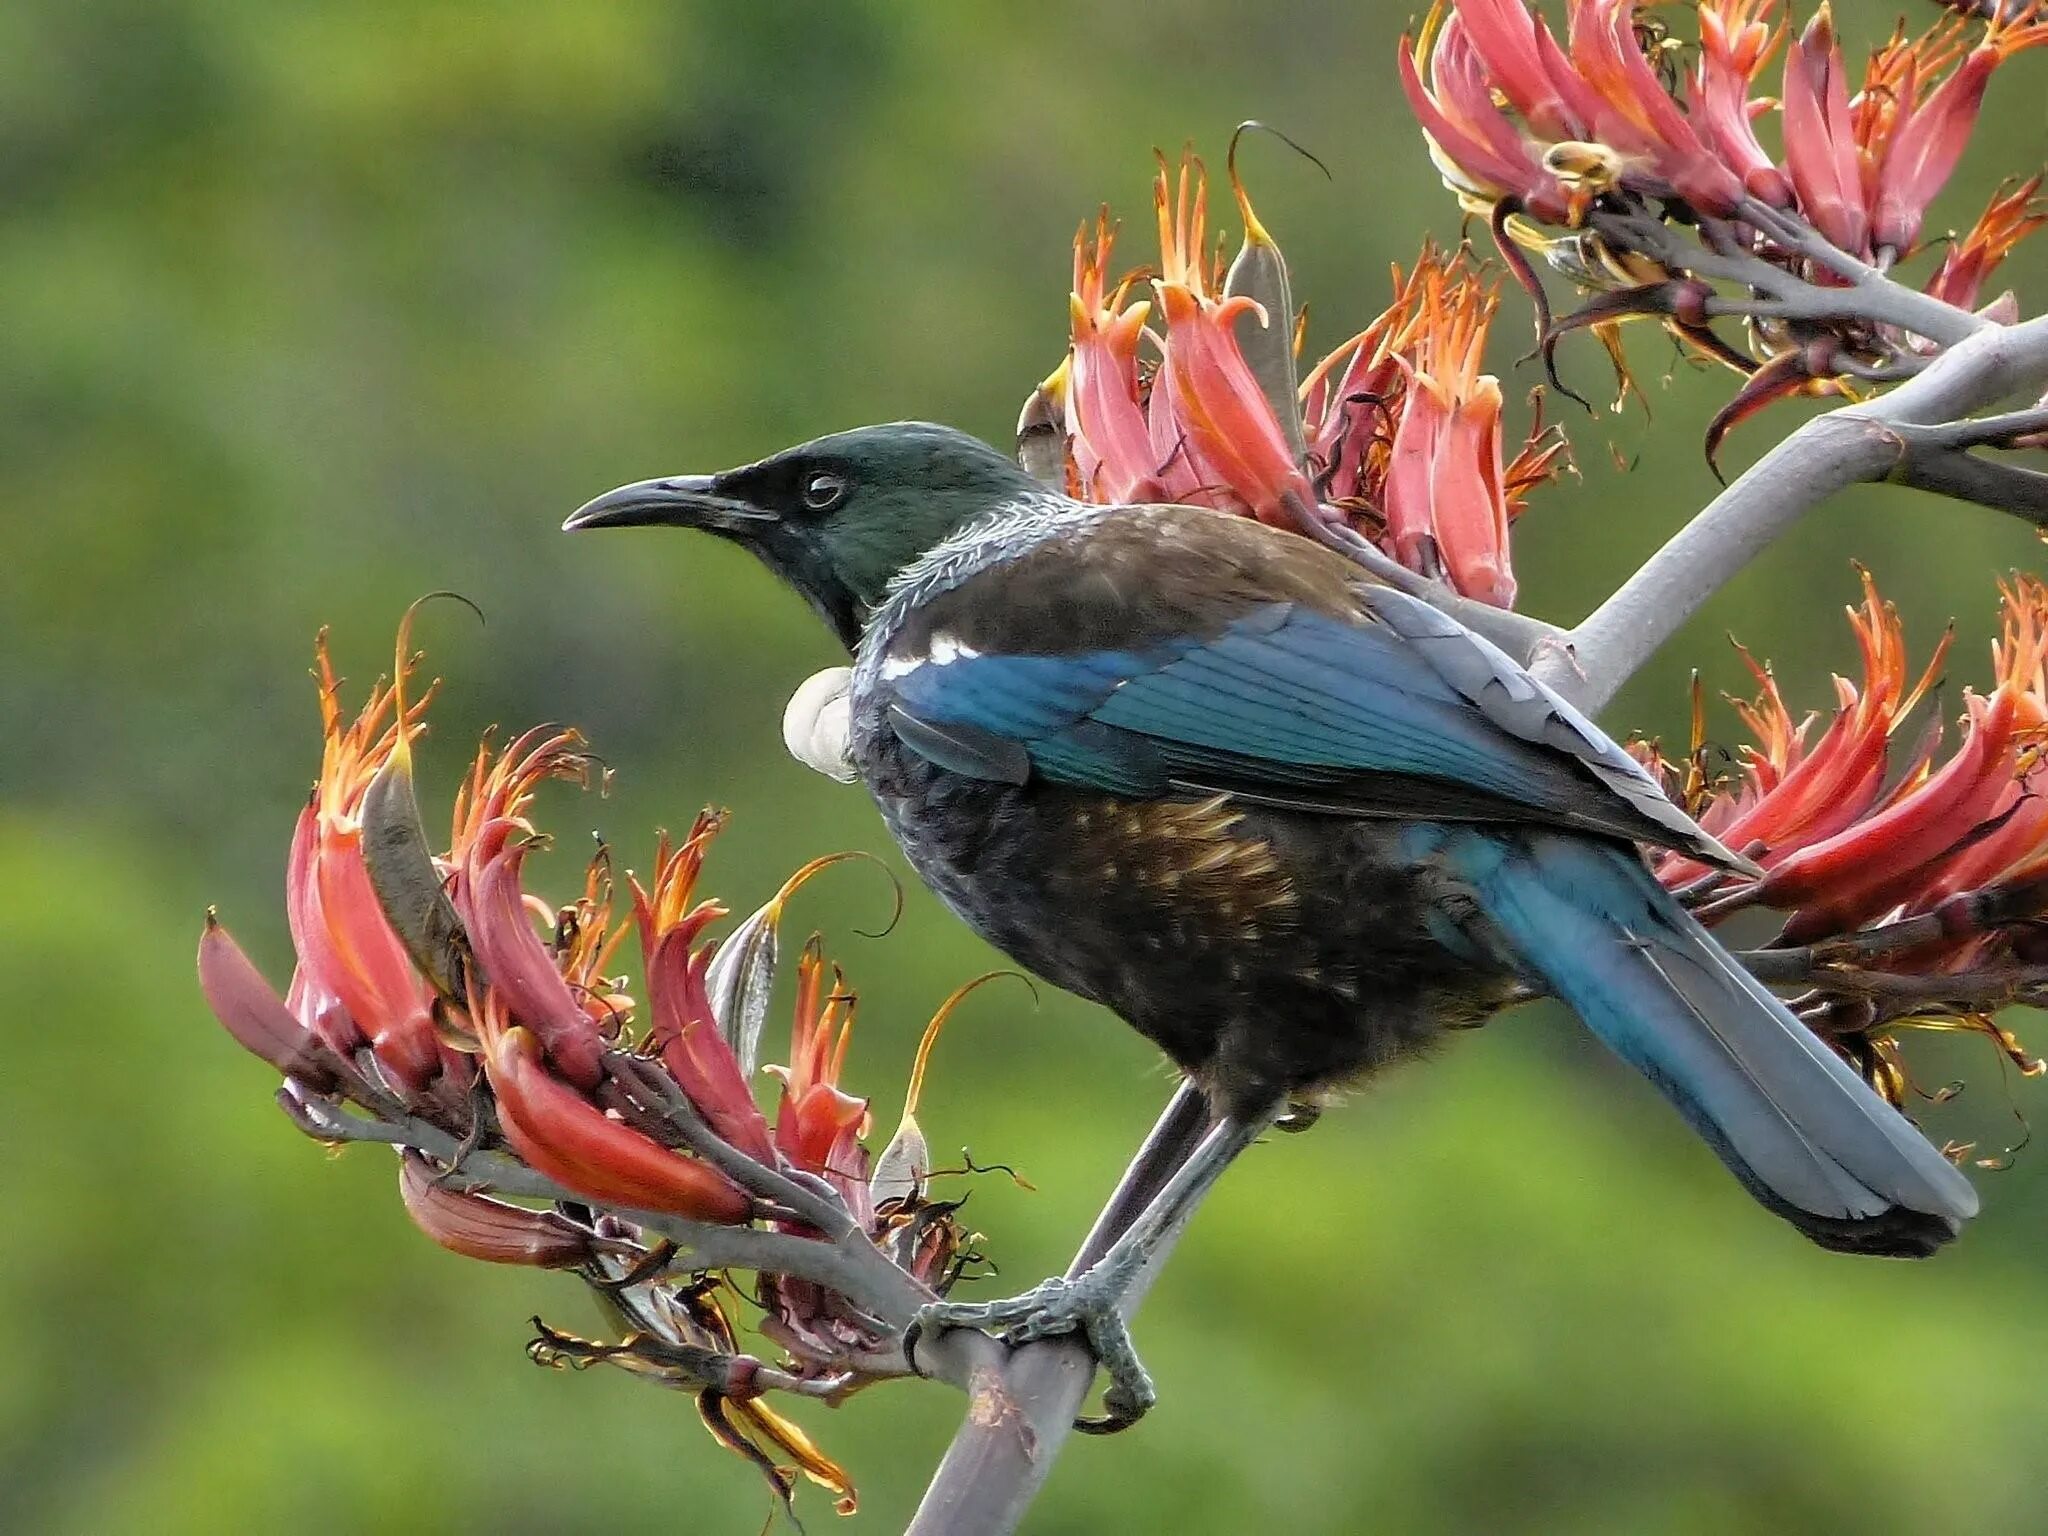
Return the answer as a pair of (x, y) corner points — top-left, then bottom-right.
(7, 2), (2048, 1531)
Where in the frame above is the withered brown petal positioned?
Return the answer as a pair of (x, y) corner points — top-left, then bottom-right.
(361, 752), (470, 1000)
(397, 1152), (594, 1268)
(704, 1391), (859, 1519)
(702, 899), (780, 1079)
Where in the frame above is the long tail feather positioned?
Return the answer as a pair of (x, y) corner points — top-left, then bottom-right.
(1440, 829), (1978, 1257)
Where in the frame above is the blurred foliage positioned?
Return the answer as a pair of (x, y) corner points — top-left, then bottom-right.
(6, 1), (2048, 1531)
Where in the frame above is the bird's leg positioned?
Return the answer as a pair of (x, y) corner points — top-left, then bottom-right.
(904, 1082), (1209, 1398)
(1069, 1080), (1215, 1270)
(910, 1092), (1280, 1431)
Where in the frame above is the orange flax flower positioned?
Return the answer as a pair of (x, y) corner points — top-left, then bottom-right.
(629, 816), (778, 1165)
(1064, 212), (1161, 505)
(1567, 0), (1747, 216)
(1659, 577), (2048, 979)
(1147, 153), (1318, 526)
(1781, 4), (1870, 256)
(755, 940), (884, 1369)
(1850, 14), (1968, 180)
(1751, 584), (2041, 942)
(1768, 690), (2024, 942)
(1381, 262), (1518, 608)
(768, 938), (872, 1226)
(1746, 576), (1946, 854)
(1869, 3), (2048, 258)
(1690, 0), (1793, 206)
(281, 635), (464, 1100)
(1399, 6), (1572, 219)
(1904, 579), (2048, 906)
(1925, 175), (2048, 313)
(447, 726), (609, 1090)
(552, 849), (638, 1038)
(1501, 394), (1572, 520)
(471, 985), (750, 1224)
(1657, 574), (1946, 888)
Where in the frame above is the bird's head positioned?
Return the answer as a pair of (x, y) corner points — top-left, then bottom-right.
(564, 421), (1041, 650)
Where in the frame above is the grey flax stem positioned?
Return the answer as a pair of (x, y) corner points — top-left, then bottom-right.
(1536, 315), (2048, 714)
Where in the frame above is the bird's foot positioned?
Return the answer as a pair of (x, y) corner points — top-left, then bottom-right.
(908, 1262), (1156, 1432)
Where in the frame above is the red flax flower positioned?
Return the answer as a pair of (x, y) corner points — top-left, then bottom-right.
(199, 634), (471, 1115)
(1690, 0), (1794, 207)
(1400, 0), (2048, 453)
(1653, 569), (1951, 886)
(1926, 175), (2048, 313)
(1399, 5), (1572, 219)
(1781, 4), (1870, 255)
(1050, 153), (1570, 608)
(1146, 154), (1319, 526)
(1382, 261), (1520, 607)
(1865, 4), (2048, 259)
(200, 620), (988, 1517)
(1567, 0), (1748, 216)
(1064, 213), (1161, 504)
(1635, 574), (2048, 1103)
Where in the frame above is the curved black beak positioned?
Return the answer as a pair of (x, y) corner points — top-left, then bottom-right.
(562, 475), (779, 535)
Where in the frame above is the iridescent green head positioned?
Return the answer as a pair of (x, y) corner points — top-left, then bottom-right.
(565, 421), (1040, 648)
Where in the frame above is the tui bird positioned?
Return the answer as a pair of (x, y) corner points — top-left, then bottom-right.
(566, 421), (1977, 1423)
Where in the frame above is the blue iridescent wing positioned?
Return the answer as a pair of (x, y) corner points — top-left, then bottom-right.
(883, 595), (1737, 864)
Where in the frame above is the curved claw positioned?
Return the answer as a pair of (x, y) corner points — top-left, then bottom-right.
(1074, 1372), (1155, 1435)
(1071, 1306), (1155, 1431)
(908, 1271), (1160, 1431)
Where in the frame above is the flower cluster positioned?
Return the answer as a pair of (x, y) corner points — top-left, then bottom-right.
(1402, 0), (2048, 455)
(1045, 151), (1570, 608)
(1632, 571), (2048, 1107)
(198, 624), (988, 1518)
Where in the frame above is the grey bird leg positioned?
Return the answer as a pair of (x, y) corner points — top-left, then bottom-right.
(912, 1092), (1281, 1430)
(1070, 1080), (1215, 1271)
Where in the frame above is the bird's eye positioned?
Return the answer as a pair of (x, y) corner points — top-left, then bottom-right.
(801, 471), (848, 511)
